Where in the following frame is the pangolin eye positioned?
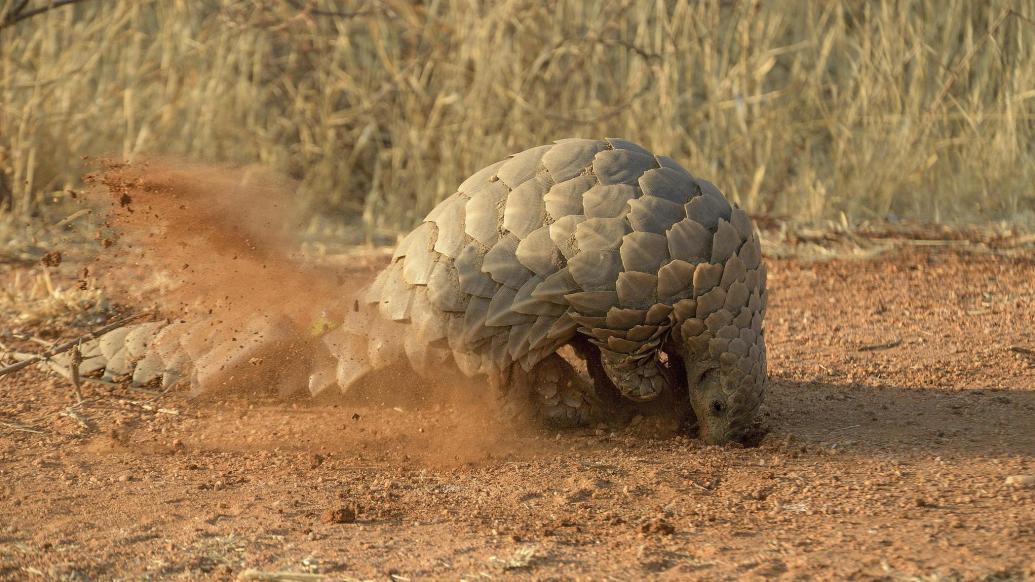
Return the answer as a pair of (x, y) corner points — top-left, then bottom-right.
(711, 400), (724, 414)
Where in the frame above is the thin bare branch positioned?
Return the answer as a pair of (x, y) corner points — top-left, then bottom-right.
(0, 0), (93, 31)
(0, 311), (152, 378)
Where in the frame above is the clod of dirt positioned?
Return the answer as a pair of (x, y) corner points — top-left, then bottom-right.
(1005, 475), (1035, 489)
(640, 518), (675, 536)
(3, 248), (1035, 579)
(40, 250), (62, 267)
(321, 506), (358, 524)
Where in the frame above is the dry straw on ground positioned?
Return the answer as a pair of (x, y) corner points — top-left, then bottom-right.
(1, 0), (1034, 236)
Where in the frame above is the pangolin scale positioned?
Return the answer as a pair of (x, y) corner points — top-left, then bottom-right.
(47, 138), (768, 442)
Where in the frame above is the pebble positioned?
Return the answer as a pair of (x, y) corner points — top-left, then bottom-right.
(1005, 475), (1035, 489)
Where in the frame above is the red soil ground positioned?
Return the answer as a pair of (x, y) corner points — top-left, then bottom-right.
(1, 247), (1034, 580)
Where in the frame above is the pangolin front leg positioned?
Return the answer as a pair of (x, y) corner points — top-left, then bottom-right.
(503, 353), (602, 428)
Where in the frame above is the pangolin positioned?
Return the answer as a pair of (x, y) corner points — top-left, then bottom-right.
(45, 138), (768, 443)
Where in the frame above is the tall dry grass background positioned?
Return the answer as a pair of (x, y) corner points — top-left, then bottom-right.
(1, 0), (1034, 238)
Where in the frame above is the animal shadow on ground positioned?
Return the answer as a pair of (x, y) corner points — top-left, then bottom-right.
(764, 378), (1035, 457)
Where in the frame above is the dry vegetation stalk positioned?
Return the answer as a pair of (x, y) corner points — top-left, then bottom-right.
(0, 310), (150, 377)
(0, 0), (1033, 234)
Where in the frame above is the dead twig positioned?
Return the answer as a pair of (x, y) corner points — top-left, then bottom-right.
(0, 420), (46, 434)
(1, 0), (29, 24)
(858, 339), (903, 352)
(283, 0), (381, 20)
(58, 407), (91, 430)
(0, 311), (151, 378)
(120, 400), (180, 415)
(69, 341), (83, 403)
(900, 239), (981, 247)
(237, 569), (366, 581)
(0, 0), (94, 31)
(829, 424), (861, 433)
(1009, 346), (1035, 365)
(54, 208), (92, 228)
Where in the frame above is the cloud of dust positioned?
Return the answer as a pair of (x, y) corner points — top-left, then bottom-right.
(85, 157), (362, 404)
(86, 158), (538, 464)
(89, 158), (347, 323)
(335, 362), (546, 466)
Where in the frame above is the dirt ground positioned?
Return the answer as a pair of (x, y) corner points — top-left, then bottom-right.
(2, 246), (1035, 581)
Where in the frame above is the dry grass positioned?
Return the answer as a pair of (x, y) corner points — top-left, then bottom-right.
(1, 0), (1034, 236)
(0, 266), (108, 332)
(0, 212), (110, 332)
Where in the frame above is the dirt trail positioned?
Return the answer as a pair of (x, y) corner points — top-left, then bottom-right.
(1, 248), (1034, 580)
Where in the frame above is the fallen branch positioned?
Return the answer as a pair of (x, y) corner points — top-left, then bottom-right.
(0, 420), (46, 434)
(0, 311), (151, 378)
(858, 339), (903, 352)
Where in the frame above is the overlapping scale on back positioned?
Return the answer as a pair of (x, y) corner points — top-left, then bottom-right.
(360, 137), (765, 391)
